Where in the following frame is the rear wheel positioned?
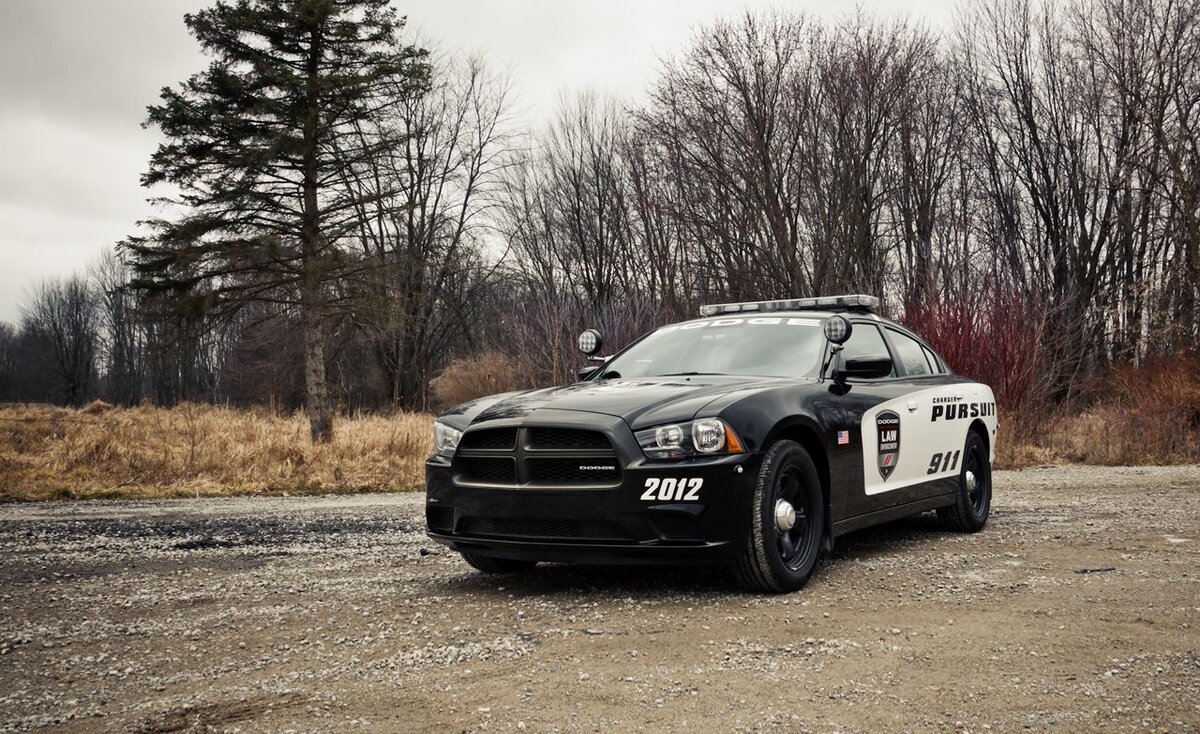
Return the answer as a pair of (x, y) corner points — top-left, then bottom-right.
(937, 430), (991, 532)
(460, 551), (538, 574)
(734, 440), (825, 593)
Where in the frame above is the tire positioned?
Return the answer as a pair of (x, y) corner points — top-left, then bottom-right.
(459, 551), (538, 574)
(937, 430), (992, 532)
(734, 440), (825, 593)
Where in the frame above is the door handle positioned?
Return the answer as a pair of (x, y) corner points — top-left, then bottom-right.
(906, 400), (920, 412)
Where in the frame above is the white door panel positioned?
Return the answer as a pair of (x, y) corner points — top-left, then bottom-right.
(861, 382), (997, 496)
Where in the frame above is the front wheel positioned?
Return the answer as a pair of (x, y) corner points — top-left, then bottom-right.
(937, 430), (992, 532)
(460, 551), (538, 574)
(734, 440), (825, 593)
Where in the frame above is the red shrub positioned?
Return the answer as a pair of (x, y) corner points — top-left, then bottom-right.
(905, 293), (1200, 466)
(901, 291), (1051, 417)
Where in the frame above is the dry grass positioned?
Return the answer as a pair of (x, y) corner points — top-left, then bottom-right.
(997, 410), (1199, 468)
(0, 403), (433, 502)
(429, 351), (526, 409)
(995, 354), (1200, 469)
(994, 419), (1059, 469)
(4, 355), (1197, 502)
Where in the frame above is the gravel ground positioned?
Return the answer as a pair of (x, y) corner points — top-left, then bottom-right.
(1, 465), (1198, 733)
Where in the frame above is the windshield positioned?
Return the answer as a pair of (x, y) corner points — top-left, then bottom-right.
(600, 316), (827, 380)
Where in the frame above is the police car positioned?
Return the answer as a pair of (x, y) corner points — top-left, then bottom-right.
(425, 295), (997, 592)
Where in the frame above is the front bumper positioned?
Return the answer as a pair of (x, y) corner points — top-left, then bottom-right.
(425, 450), (761, 565)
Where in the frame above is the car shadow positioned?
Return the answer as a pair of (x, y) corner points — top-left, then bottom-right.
(430, 512), (955, 598)
(825, 512), (947, 562)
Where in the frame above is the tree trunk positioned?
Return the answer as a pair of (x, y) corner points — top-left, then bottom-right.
(300, 21), (332, 443)
(301, 288), (333, 443)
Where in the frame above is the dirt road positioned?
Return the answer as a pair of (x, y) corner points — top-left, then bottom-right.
(1, 465), (1197, 732)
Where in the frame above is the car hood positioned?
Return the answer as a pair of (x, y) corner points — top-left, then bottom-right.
(441, 375), (808, 431)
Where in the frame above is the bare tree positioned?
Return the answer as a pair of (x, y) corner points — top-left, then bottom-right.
(888, 46), (973, 309)
(0, 322), (15, 401)
(91, 249), (145, 405)
(956, 0), (1200, 389)
(20, 276), (100, 407)
(1105, 0), (1200, 353)
(339, 50), (516, 408)
(502, 92), (636, 307)
(636, 11), (812, 301)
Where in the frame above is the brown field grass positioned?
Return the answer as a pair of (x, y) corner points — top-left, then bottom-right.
(429, 350), (527, 409)
(998, 354), (1200, 468)
(3, 358), (1197, 503)
(0, 403), (432, 502)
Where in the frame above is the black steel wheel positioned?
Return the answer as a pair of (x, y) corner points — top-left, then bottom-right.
(734, 440), (825, 593)
(460, 551), (538, 574)
(937, 430), (992, 532)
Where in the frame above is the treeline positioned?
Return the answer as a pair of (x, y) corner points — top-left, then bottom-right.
(1, 0), (1198, 430)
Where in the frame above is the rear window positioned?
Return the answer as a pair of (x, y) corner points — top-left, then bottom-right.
(921, 345), (945, 374)
(886, 328), (934, 376)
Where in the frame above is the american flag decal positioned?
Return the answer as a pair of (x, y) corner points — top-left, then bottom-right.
(837, 430), (850, 445)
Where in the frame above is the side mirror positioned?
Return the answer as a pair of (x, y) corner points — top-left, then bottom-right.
(837, 354), (892, 381)
(577, 328), (604, 356)
(577, 365), (601, 381)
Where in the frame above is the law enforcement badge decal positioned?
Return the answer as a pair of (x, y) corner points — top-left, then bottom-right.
(876, 410), (900, 480)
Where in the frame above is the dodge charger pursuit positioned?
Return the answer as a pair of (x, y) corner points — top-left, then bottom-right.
(425, 295), (996, 592)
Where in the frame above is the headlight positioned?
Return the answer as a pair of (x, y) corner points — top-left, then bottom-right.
(433, 422), (462, 457)
(635, 418), (744, 460)
(692, 418), (726, 452)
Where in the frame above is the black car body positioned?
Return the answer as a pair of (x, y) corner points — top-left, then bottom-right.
(426, 295), (997, 592)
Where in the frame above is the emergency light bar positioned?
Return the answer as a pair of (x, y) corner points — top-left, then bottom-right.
(699, 294), (879, 317)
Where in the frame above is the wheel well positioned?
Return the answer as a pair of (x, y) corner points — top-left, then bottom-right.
(771, 424), (831, 545)
(968, 419), (990, 456)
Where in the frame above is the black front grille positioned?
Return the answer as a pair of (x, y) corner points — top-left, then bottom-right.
(456, 456), (517, 484)
(527, 427), (611, 450)
(452, 425), (620, 487)
(458, 516), (629, 541)
(460, 428), (518, 450)
(528, 457), (620, 484)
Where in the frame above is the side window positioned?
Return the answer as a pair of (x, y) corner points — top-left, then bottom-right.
(886, 329), (932, 377)
(840, 324), (895, 378)
(921, 345), (945, 374)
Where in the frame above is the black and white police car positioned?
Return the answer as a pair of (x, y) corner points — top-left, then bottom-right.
(426, 295), (997, 592)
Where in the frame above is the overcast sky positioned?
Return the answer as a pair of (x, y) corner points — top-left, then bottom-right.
(0, 0), (953, 324)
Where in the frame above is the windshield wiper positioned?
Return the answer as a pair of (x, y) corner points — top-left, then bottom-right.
(660, 371), (728, 376)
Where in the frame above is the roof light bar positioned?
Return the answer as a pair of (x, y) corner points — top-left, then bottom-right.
(699, 294), (879, 317)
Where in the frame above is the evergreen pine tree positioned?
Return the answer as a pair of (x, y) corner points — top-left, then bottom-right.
(124, 0), (427, 441)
